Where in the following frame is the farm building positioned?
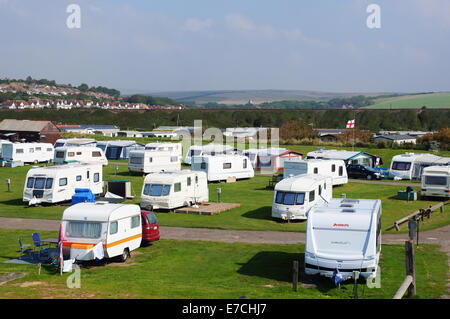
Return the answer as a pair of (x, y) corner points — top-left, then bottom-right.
(0, 119), (61, 144)
(374, 135), (417, 145)
(306, 149), (383, 168)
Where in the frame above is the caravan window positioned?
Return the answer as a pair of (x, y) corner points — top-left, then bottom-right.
(34, 178), (46, 189)
(309, 190), (315, 202)
(170, 156), (178, 162)
(296, 193), (305, 205)
(190, 149), (201, 156)
(187, 177), (191, 186)
(131, 215), (140, 229)
(110, 221), (118, 235)
(143, 184), (151, 195)
(76, 151), (82, 155)
(332, 164), (336, 172)
(36, 147), (42, 151)
(243, 159), (247, 169)
(283, 192), (296, 205)
(92, 151), (101, 157)
(149, 157), (153, 163)
(425, 176), (447, 186)
(59, 178), (67, 186)
(318, 185), (322, 196)
(201, 162), (206, 169)
(94, 173), (100, 182)
(68, 152), (75, 157)
(223, 163), (232, 169)
(66, 221), (102, 239)
(163, 185), (170, 195)
(313, 168), (318, 174)
(150, 184), (163, 196)
(130, 157), (143, 164)
(392, 162), (411, 171)
(16, 148), (24, 154)
(174, 183), (181, 192)
(275, 191), (305, 206)
(29, 148), (34, 153)
(56, 151), (64, 158)
(45, 178), (53, 189)
(76, 175), (82, 181)
(47, 148), (52, 152)
(339, 166), (343, 176)
(27, 177), (34, 188)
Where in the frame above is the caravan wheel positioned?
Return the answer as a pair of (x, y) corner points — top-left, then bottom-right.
(120, 248), (129, 262)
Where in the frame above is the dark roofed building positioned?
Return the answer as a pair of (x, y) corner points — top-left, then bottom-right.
(374, 134), (417, 145)
(0, 119), (61, 143)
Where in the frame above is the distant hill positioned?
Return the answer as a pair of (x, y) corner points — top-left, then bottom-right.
(364, 92), (450, 109)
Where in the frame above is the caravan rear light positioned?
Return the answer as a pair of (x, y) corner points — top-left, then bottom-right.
(421, 189), (426, 192)
(445, 190), (450, 193)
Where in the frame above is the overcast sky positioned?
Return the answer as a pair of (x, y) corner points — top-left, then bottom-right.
(1, 0), (449, 94)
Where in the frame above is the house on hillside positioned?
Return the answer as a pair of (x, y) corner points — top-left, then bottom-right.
(0, 119), (61, 143)
(374, 134), (417, 145)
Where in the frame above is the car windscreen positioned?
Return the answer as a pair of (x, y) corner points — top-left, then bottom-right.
(146, 212), (158, 225)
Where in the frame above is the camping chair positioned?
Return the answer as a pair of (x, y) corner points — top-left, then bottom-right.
(18, 237), (33, 260)
(32, 233), (49, 260)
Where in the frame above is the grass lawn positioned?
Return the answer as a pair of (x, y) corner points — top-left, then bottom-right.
(0, 228), (447, 299)
(364, 92), (450, 109)
(0, 163), (448, 234)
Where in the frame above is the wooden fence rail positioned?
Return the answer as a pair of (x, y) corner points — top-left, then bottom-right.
(388, 202), (444, 231)
(393, 275), (413, 299)
(393, 239), (416, 299)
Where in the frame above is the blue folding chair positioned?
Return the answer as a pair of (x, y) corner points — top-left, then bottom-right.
(18, 237), (33, 259)
(32, 233), (49, 260)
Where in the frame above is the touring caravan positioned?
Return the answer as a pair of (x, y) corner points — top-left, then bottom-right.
(306, 149), (382, 168)
(140, 170), (209, 210)
(54, 138), (97, 148)
(184, 143), (234, 165)
(389, 153), (450, 180)
(54, 146), (108, 166)
(421, 166), (450, 198)
(304, 198), (382, 281)
(283, 159), (348, 186)
(23, 163), (103, 205)
(128, 150), (181, 174)
(145, 142), (182, 156)
(272, 174), (332, 220)
(1, 142), (54, 164)
(257, 149), (302, 172)
(191, 154), (254, 182)
(61, 202), (142, 262)
(96, 140), (145, 160)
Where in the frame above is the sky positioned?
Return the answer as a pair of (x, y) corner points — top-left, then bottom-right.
(1, 0), (450, 94)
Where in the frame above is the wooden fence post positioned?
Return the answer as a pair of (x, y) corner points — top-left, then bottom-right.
(292, 260), (298, 292)
(405, 240), (416, 297)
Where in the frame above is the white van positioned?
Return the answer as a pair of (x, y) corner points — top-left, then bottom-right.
(184, 143), (234, 165)
(1, 142), (54, 164)
(389, 153), (450, 180)
(62, 202), (142, 262)
(23, 163), (103, 205)
(54, 146), (108, 166)
(128, 150), (181, 174)
(140, 170), (209, 210)
(283, 159), (348, 186)
(421, 166), (450, 198)
(272, 174), (332, 220)
(191, 154), (254, 182)
(305, 198), (382, 281)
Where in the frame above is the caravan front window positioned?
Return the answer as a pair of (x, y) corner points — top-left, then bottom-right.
(130, 157), (143, 164)
(26, 177), (34, 188)
(45, 178), (53, 189)
(34, 178), (46, 189)
(66, 221), (102, 238)
(150, 184), (163, 196)
(425, 176), (447, 186)
(56, 151), (64, 158)
(392, 162), (411, 171)
(275, 191), (305, 206)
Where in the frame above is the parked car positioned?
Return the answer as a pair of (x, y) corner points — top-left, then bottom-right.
(346, 164), (384, 180)
(141, 210), (160, 244)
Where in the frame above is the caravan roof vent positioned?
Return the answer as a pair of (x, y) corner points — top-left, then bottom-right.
(341, 209), (356, 213)
(341, 199), (360, 204)
(340, 204), (354, 208)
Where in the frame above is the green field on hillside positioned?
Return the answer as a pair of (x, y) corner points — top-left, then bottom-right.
(365, 92), (450, 109)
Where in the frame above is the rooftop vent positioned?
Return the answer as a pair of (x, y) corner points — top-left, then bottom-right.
(340, 204), (354, 208)
(342, 199), (360, 204)
(341, 209), (356, 213)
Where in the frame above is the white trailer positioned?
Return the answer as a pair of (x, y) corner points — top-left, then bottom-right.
(283, 159), (348, 186)
(305, 198), (382, 281)
(184, 143), (234, 165)
(61, 202), (142, 262)
(145, 142), (182, 156)
(54, 146), (108, 166)
(389, 153), (450, 180)
(421, 166), (450, 198)
(54, 138), (97, 148)
(140, 170), (209, 210)
(272, 174), (332, 220)
(1, 142), (54, 164)
(128, 150), (181, 174)
(191, 154), (254, 182)
(23, 163), (103, 204)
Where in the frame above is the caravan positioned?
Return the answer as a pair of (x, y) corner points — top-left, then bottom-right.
(389, 153), (450, 180)
(283, 159), (348, 186)
(421, 166), (450, 198)
(272, 174), (332, 220)
(191, 154), (254, 182)
(304, 198), (382, 281)
(184, 143), (234, 165)
(54, 146), (108, 166)
(23, 163), (103, 204)
(61, 203), (142, 262)
(1, 142), (54, 164)
(128, 150), (181, 174)
(144, 142), (182, 156)
(54, 138), (97, 148)
(140, 170), (209, 210)
(96, 140), (144, 160)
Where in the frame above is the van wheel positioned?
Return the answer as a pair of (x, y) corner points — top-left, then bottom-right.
(120, 248), (129, 262)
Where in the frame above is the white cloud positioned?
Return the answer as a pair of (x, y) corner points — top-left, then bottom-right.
(183, 18), (213, 32)
(225, 13), (256, 32)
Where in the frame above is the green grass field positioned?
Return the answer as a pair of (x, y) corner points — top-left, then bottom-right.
(365, 92), (450, 109)
(0, 161), (448, 234)
(0, 229), (447, 299)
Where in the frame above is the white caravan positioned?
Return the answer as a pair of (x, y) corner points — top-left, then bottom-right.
(128, 150), (181, 174)
(54, 146), (108, 166)
(191, 154), (254, 182)
(140, 170), (209, 210)
(421, 166), (450, 198)
(61, 202), (142, 262)
(389, 153), (450, 180)
(54, 138), (97, 148)
(272, 174), (332, 220)
(283, 159), (348, 186)
(145, 142), (182, 156)
(184, 143), (234, 165)
(305, 198), (382, 281)
(1, 142), (54, 163)
(23, 163), (103, 205)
